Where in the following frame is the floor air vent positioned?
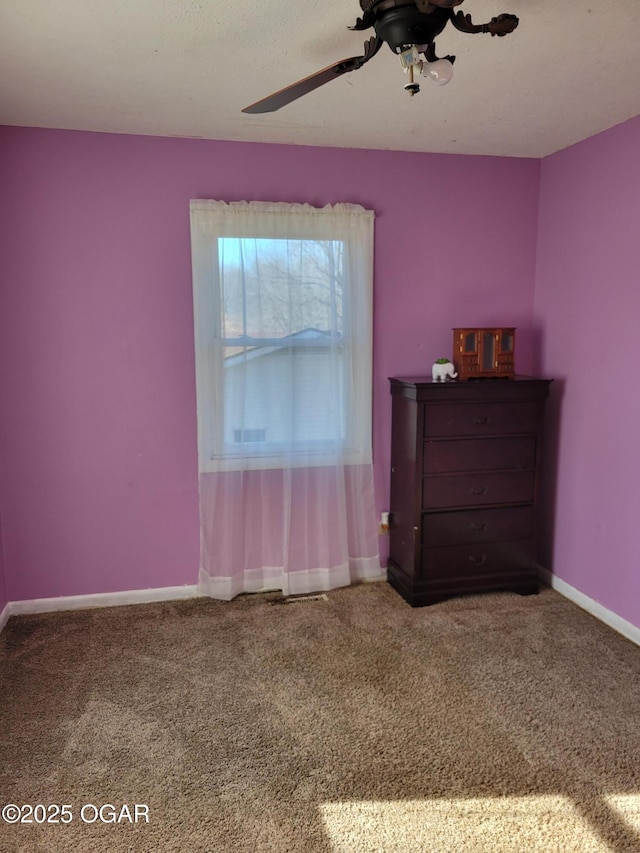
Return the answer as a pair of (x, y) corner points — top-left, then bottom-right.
(270, 593), (329, 606)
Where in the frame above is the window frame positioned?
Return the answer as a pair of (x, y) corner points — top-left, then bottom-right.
(190, 200), (374, 473)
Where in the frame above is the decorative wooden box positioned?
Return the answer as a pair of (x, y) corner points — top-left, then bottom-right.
(453, 328), (515, 380)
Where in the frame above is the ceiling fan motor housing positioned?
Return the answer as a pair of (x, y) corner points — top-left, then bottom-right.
(373, 5), (450, 53)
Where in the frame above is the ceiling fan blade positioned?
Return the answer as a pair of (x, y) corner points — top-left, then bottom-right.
(242, 57), (363, 114)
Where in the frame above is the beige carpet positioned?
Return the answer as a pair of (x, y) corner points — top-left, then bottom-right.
(1, 582), (639, 853)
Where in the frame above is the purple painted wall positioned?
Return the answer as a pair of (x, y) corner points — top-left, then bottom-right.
(0, 517), (7, 615)
(534, 116), (640, 629)
(0, 126), (540, 602)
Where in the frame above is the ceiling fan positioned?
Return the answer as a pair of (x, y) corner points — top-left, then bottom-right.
(242, 0), (519, 114)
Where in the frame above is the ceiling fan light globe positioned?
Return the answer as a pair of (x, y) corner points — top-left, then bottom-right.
(422, 58), (454, 86)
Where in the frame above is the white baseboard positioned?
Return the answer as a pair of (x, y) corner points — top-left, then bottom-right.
(0, 578), (389, 634)
(4, 573), (637, 649)
(4, 584), (202, 622)
(540, 568), (640, 648)
(0, 603), (10, 634)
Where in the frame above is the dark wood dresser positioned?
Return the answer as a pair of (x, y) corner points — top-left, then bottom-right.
(387, 376), (552, 606)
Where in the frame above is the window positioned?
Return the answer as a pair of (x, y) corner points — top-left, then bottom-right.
(190, 201), (374, 472)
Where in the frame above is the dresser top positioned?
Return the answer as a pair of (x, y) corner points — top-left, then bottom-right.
(390, 374), (548, 384)
(389, 375), (552, 402)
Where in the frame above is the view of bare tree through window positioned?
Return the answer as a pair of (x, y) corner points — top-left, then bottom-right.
(215, 237), (348, 449)
(219, 238), (344, 341)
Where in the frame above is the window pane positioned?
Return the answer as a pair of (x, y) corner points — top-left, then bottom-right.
(223, 344), (344, 448)
(219, 238), (344, 339)
(219, 237), (347, 452)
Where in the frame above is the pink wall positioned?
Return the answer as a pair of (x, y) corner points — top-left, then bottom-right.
(0, 517), (7, 614)
(0, 126), (540, 601)
(534, 116), (640, 629)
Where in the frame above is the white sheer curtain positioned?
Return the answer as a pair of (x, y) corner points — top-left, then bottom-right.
(190, 200), (380, 600)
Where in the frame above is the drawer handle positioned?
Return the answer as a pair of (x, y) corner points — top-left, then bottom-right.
(470, 486), (488, 496)
(470, 522), (488, 532)
(473, 416), (491, 425)
(468, 554), (488, 565)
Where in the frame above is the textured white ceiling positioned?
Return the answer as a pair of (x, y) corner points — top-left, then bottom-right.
(1, 0), (639, 158)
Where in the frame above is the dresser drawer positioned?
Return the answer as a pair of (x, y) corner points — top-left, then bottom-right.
(423, 436), (536, 474)
(422, 470), (535, 509)
(423, 401), (540, 438)
(422, 506), (534, 547)
(420, 540), (536, 580)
